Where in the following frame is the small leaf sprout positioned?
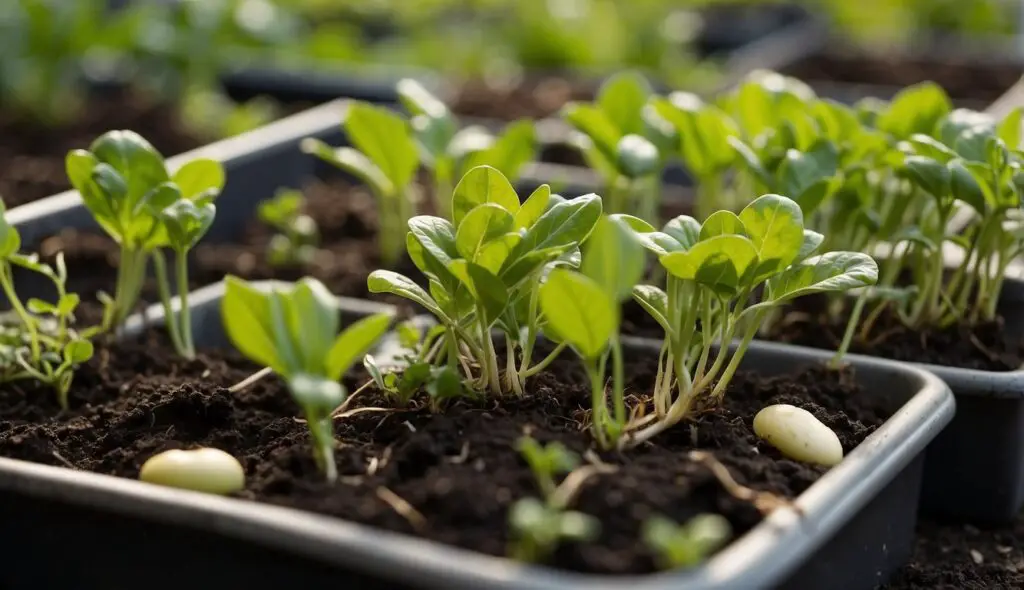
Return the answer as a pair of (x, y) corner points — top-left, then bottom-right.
(257, 189), (321, 267)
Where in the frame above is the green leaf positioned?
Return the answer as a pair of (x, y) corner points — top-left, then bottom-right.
(662, 215), (701, 249)
(515, 184), (551, 229)
(284, 278), (341, 374)
(426, 366), (464, 400)
(652, 95), (736, 178)
(301, 139), (393, 197)
(877, 82), (952, 139)
(632, 284), (671, 335)
(795, 230), (824, 263)
(539, 269), (616, 359)
(998, 108), (1022, 149)
(738, 194), (805, 282)
(0, 205), (21, 258)
(767, 252), (879, 303)
(447, 260), (509, 325)
(89, 130), (169, 208)
(699, 211), (746, 240)
(409, 215), (460, 269)
(728, 137), (772, 187)
(903, 155), (951, 198)
(502, 194), (603, 285)
(582, 216), (645, 302)
(396, 78), (449, 120)
(222, 276), (285, 375)
(326, 313), (392, 381)
(172, 159), (225, 201)
(616, 134), (659, 178)
(451, 165), (520, 226)
(63, 339), (94, 365)
(464, 119), (537, 181)
(948, 159), (988, 214)
(160, 199), (216, 251)
(597, 71), (651, 135)
(455, 204), (516, 262)
(562, 103), (620, 165)
(660, 235), (760, 297)
(342, 102), (419, 193)
(905, 134), (957, 162)
(367, 270), (447, 321)
(27, 299), (57, 315)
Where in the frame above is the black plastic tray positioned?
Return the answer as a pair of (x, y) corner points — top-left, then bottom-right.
(0, 280), (953, 589)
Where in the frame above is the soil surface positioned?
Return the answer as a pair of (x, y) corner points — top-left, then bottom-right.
(0, 89), (206, 208)
(769, 299), (1024, 372)
(0, 333), (885, 575)
(782, 53), (1020, 104)
(451, 76), (597, 121)
(883, 517), (1024, 589)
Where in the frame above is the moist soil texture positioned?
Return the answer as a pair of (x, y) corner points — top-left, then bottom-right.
(0, 333), (885, 575)
(769, 299), (1023, 372)
(451, 76), (596, 120)
(782, 53), (1020, 104)
(0, 89), (206, 208)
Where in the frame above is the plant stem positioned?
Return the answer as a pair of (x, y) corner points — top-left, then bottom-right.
(520, 342), (567, 379)
(151, 250), (186, 356)
(830, 291), (867, 369)
(0, 263), (40, 363)
(111, 245), (148, 330)
(710, 309), (764, 398)
(306, 409), (337, 482)
(586, 360), (609, 450)
(175, 250), (195, 358)
(480, 320), (502, 395)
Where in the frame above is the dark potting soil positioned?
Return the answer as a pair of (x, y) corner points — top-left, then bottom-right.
(0, 332), (886, 575)
(882, 517), (1024, 589)
(769, 299), (1024, 372)
(452, 76), (596, 121)
(0, 90), (206, 208)
(781, 53), (1020, 104)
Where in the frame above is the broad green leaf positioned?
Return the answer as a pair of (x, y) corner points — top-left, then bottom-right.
(411, 114), (457, 164)
(998, 108), (1022, 149)
(597, 71), (651, 135)
(455, 204), (516, 261)
(539, 269), (616, 359)
(464, 119), (537, 181)
(368, 270), (447, 320)
(426, 366), (464, 400)
(160, 200), (216, 251)
(660, 235), (759, 296)
(939, 109), (996, 147)
(738, 193), (805, 281)
(515, 184), (551, 229)
(409, 215), (459, 268)
(89, 130), (169, 210)
(451, 165), (520, 225)
(27, 299), (57, 315)
(794, 230), (824, 263)
(301, 139), (393, 196)
(905, 134), (958, 162)
(343, 102), (419, 193)
(903, 155), (950, 198)
(653, 94), (736, 177)
(63, 339), (94, 365)
(728, 137), (772, 186)
(501, 194), (603, 284)
(582, 216), (645, 302)
(616, 134), (659, 178)
(955, 128), (995, 163)
(447, 260), (509, 324)
(632, 284), (671, 335)
(172, 159), (225, 201)
(562, 103), (620, 164)
(662, 215), (701, 249)
(476, 232), (522, 274)
(877, 82), (951, 139)
(767, 252), (879, 303)
(283, 278), (341, 374)
(326, 313), (392, 381)
(699, 211), (745, 240)
(948, 159), (988, 214)
(222, 276), (285, 375)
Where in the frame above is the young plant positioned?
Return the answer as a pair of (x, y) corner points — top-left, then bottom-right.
(397, 78), (538, 219)
(363, 322), (468, 412)
(508, 437), (599, 562)
(538, 215), (645, 449)
(0, 201), (93, 409)
(222, 276), (392, 482)
(368, 165), (602, 398)
(257, 189), (320, 267)
(302, 102), (419, 266)
(625, 194), (877, 446)
(643, 513), (731, 569)
(66, 130), (224, 358)
(562, 72), (673, 222)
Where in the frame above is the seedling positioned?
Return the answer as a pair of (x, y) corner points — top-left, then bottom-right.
(508, 437), (599, 562)
(221, 276), (391, 481)
(643, 514), (731, 569)
(66, 130), (224, 358)
(0, 201), (93, 409)
(257, 189), (320, 267)
(562, 72), (673, 222)
(538, 215), (645, 448)
(397, 78), (538, 219)
(368, 165), (602, 398)
(624, 194), (876, 446)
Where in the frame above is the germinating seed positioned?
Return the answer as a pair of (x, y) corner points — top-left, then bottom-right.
(752, 404), (843, 467)
(140, 448), (245, 495)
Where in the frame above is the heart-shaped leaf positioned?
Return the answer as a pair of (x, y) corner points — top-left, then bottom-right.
(738, 193), (805, 282)
(540, 269), (616, 359)
(451, 165), (520, 226)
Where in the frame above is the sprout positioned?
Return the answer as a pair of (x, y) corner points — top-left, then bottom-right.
(643, 514), (731, 569)
(257, 189), (320, 267)
(221, 276), (392, 481)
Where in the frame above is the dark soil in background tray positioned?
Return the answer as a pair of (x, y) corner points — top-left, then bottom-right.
(0, 89), (206, 208)
(882, 516), (1024, 589)
(0, 333), (885, 575)
(781, 53), (1021, 103)
(451, 76), (597, 120)
(768, 298), (1024, 372)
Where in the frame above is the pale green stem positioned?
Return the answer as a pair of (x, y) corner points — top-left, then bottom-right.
(0, 263), (40, 363)
(151, 250), (186, 356)
(830, 292), (868, 369)
(175, 250), (195, 359)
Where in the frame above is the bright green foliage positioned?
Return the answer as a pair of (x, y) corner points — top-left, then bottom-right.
(562, 72), (670, 222)
(222, 275), (392, 481)
(643, 514), (732, 569)
(257, 189), (320, 267)
(65, 130), (223, 357)
(508, 437), (599, 562)
(0, 201), (93, 409)
(369, 165), (603, 400)
(624, 194), (876, 446)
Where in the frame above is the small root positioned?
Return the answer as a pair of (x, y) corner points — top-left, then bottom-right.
(447, 442), (471, 464)
(550, 463), (617, 510)
(969, 334), (1000, 362)
(330, 380), (374, 418)
(688, 451), (798, 517)
(376, 487), (427, 532)
(51, 450), (75, 469)
(863, 326), (903, 348)
(228, 366), (273, 393)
